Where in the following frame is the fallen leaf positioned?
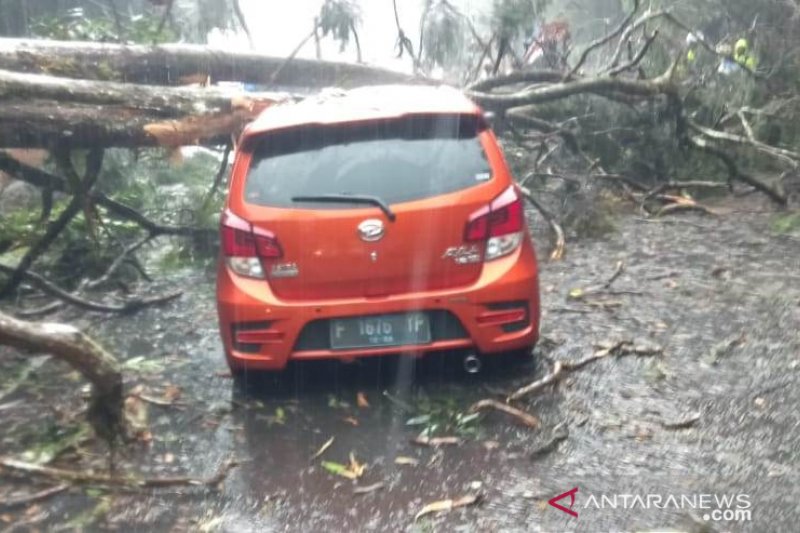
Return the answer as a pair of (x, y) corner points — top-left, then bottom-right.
(321, 461), (356, 479)
(310, 437), (335, 461)
(411, 436), (461, 447)
(349, 453), (366, 478)
(163, 452), (175, 464)
(469, 399), (539, 428)
(357, 392), (370, 409)
(414, 494), (482, 521)
(138, 393), (173, 406)
(406, 415), (432, 426)
(354, 482), (384, 495)
(163, 385), (182, 402)
(342, 416), (359, 427)
(124, 395), (149, 432)
(482, 440), (500, 451)
(660, 412), (701, 430)
(321, 453), (366, 480)
(394, 456), (419, 466)
(568, 287), (584, 300)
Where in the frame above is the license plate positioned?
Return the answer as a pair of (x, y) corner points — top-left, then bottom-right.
(330, 312), (431, 350)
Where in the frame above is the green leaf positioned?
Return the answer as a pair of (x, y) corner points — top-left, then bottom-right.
(406, 415), (432, 426)
(20, 424), (90, 465)
(321, 461), (349, 476)
(457, 412), (481, 426)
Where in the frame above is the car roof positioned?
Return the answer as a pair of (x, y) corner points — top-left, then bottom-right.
(242, 85), (481, 139)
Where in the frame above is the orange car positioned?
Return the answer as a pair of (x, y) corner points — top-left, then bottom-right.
(217, 85), (539, 374)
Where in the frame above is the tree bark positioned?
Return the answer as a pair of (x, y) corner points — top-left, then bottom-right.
(0, 68), (289, 147)
(0, 38), (417, 88)
(467, 73), (674, 111)
(0, 311), (124, 440)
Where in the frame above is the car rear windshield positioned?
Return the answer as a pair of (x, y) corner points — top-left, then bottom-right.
(243, 114), (491, 208)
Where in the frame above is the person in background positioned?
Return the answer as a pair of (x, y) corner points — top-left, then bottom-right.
(733, 38), (757, 70)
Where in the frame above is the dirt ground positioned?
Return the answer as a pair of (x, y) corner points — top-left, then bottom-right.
(1, 200), (798, 532)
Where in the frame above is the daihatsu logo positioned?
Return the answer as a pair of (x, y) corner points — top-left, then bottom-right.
(357, 219), (384, 242)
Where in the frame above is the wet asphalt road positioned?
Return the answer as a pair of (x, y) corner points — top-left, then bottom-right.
(3, 204), (799, 532)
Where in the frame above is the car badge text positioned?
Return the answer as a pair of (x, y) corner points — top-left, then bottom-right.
(442, 245), (481, 264)
(270, 262), (299, 278)
(358, 219), (385, 242)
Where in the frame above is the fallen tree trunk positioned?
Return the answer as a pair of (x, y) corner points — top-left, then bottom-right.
(0, 311), (125, 441)
(0, 68), (288, 147)
(0, 38), (417, 88)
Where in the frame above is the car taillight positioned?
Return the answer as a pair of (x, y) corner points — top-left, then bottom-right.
(465, 186), (525, 261)
(220, 209), (282, 278)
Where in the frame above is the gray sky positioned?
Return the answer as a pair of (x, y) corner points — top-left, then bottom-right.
(208, 1), (490, 73)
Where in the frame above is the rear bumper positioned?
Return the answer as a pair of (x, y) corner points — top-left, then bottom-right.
(217, 242), (540, 371)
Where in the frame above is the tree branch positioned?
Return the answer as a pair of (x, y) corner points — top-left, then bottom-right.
(566, 0), (640, 78)
(83, 235), (154, 291)
(468, 69), (569, 92)
(0, 148), (104, 298)
(0, 457), (239, 489)
(467, 71), (674, 112)
(154, 0), (175, 43)
(0, 484), (68, 510)
(0, 154), (216, 238)
(517, 182), (566, 260)
(507, 341), (661, 402)
(688, 137), (787, 205)
(0, 310), (124, 440)
(232, 0), (254, 49)
(0, 264), (182, 314)
(201, 142), (233, 210)
(608, 30), (658, 77)
(688, 119), (800, 168)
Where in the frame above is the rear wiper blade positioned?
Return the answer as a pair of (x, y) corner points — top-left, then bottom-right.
(291, 194), (396, 222)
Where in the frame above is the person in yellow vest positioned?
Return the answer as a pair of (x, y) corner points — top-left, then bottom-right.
(734, 38), (757, 71)
(686, 32), (703, 64)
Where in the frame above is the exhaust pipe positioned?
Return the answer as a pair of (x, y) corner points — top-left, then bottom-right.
(463, 353), (482, 374)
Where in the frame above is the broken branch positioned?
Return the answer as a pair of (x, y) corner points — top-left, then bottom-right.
(469, 399), (540, 428)
(0, 484), (69, 510)
(0, 311), (125, 443)
(0, 264), (181, 314)
(0, 458), (239, 489)
(566, 0), (640, 78)
(517, 182), (566, 260)
(507, 341), (662, 402)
